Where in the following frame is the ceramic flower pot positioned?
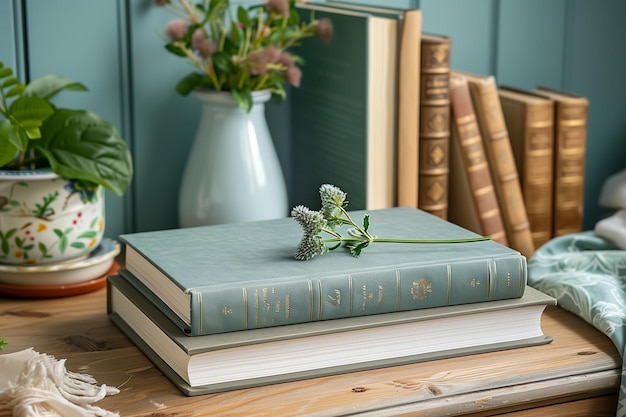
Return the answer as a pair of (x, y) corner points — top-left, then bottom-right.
(178, 90), (288, 227)
(0, 170), (105, 265)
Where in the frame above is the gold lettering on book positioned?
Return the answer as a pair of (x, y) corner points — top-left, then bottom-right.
(470, 279), (481, 287)
(411, 279), (432, 300)
(361, 285), (369, 311)
(285, 295), (291, 318)
(377, 285), (384, 303)
(221, 306), (233, 316)
(326, 289), (341, 307)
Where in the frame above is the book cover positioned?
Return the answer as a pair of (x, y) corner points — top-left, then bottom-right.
(534, 87), (588, 237)
(447, 74), (509, 247)
(290, 4), (399, 211)
(107, 274), (554, 396)
(307, 2), (422, 209)
(457, 71), (535, 258)
(119, 207), (527, 336)
(418, 34), (451, 220)
(499, 87), (555, 249)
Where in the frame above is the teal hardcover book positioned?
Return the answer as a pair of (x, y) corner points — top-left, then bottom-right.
(107, 274), (553, 396)
(299, 2), (423, 209)
(119, 207), (528, 336)
(290, 4), (399, 210)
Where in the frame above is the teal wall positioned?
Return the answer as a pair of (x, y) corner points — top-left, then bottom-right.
(3, 0), (625, 236)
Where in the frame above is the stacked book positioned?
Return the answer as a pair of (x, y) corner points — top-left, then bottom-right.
(107, 207), (556, 396)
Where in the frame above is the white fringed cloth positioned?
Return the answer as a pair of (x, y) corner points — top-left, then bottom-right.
(0, 348), (119, 417)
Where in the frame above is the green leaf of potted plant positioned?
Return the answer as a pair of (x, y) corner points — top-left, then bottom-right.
(0, 61), (133, 265)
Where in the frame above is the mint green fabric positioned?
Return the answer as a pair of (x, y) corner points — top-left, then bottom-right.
(528, 231), (626, 416)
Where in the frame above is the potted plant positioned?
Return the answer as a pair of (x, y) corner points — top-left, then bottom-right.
(155, 0), (333, 227)
(0, 61), (133, 265)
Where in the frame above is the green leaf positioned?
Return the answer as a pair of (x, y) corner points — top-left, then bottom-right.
(183, 23), (200, 44)
(23, 74), (87, 100)
(165, 43), (188, 57)
(288, 7), (299, 25)
(71, 242), (86, 249)
(363, 214), (370, 232)
(77, 231), (97, 239)
(9, 96), (54, 138)
(350, 241), (369, 257)
(37, 109), (133, 196)
(212, 51), (235, 73)
(1, 77), (18, 89)
(38, 242), (48, 255)
(0, 67), (12, 79)
(208, 0), (228, 19)
(0, 121), (20, 165)
(230, 21), (241, 44)
(176, 72), (205, 96)
(237, 6), (250, 26)
(5, 84), (26, 98)
(231, 88), (252, 112)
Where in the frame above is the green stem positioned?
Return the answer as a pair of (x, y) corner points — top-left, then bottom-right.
(339, 206), (371, 238)
(323, 236), (491, 245)
(370, 237), (491, 244)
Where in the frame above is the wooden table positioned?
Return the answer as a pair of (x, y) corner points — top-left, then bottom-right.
(0, 287), (621, 416)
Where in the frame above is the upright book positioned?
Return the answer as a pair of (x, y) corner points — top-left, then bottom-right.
(107, 274), (555, 396)
(456, 71), (535, 258)
(534, 87), (589, 237)
(447, 74), (509, 247)
(119, 207), (527, 336)
(498, 87), (555, 249)
(290, 3), (403, 210)
(417, 34), (451, 220)
(312, 2), (423, 209)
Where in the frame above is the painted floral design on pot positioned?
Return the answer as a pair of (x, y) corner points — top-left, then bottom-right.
(0, 170), (105, 265)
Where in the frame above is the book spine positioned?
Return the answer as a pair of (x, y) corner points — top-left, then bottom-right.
(418, 36), (451, 220)
(187, 255), (526, 335)
(499, 93), (555, 249)
(551, 99), (588, 236)
(396, 10), (422, 208)
(449, 75), (509, 246)
(467, 77), (535, 258)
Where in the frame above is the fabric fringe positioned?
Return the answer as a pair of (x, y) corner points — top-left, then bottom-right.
(0, 348), (119, 417)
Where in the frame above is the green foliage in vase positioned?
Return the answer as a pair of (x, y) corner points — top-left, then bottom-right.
(0, 62), (133, 196)
(156, 0), (333, 112)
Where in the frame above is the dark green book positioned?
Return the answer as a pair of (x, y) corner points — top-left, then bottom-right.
(290, 3), (399, 210)
(107, 274), (554, 396)
(119, 207), (528, 336)
(292, 3), (422, 209)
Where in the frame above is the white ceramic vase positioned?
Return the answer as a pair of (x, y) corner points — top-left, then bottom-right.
(0, 170), (105, 265)
(178, 90), (288, 227)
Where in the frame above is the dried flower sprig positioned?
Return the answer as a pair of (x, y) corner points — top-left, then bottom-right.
(291, 184), (491, 260)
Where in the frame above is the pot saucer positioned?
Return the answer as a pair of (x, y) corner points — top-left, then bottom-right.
(0, 239), (120, 286)
(0, 261), (119, 298)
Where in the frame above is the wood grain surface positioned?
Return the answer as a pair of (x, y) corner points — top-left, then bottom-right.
(0, 287), (620, 416)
